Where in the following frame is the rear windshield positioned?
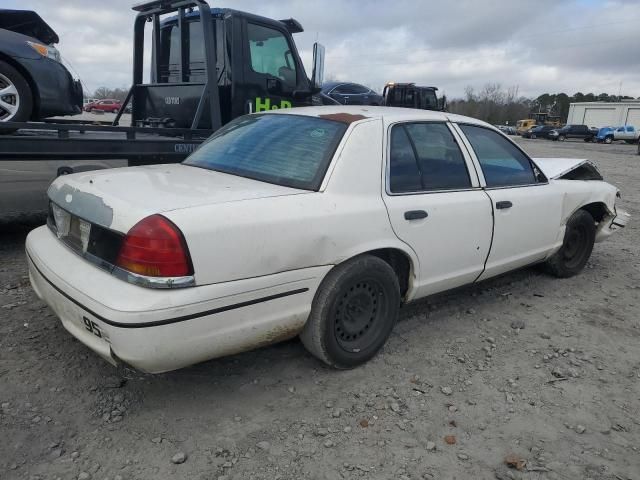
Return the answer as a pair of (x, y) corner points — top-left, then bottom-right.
(184, 114), (347, 190)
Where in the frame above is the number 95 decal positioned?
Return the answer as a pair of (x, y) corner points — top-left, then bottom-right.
(83, 317), (110, 343)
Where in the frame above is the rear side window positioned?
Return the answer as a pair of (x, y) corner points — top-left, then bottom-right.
(460, 125), (537, 187)
(389, 123), (471, 193)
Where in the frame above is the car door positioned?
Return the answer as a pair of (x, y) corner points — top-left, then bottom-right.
(614, 126), (625, 140)
(382, 121), (493, 298)
(455, 124), (564, 280)
(242, 21), (305, 112)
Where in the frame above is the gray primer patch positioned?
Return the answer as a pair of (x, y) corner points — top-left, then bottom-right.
(48, 183), (114, 227)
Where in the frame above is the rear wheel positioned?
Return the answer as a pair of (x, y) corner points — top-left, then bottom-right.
(0, 60), (33, 122)
(300, 255), (400, 368)
(544, 210), (596, 278)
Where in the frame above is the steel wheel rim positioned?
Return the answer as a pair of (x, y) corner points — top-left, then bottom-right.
(334, 280), (386, 352)
(0, 73), (19, 121)
(563, 223), (588, 269)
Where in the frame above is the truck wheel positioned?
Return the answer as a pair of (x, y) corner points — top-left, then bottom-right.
(300, 255), (400, 369)
(0, 60), (33, 122)
(604, 136), (613, 144)
(531, 134), (537, 139)
(558, 135), (566, 141)
(544, 210), (595, 278)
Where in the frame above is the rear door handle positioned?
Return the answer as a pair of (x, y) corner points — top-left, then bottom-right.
(404, 210), (428, 220)
(496, 201), (513, 209)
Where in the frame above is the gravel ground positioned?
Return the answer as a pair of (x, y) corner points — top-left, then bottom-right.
(1, 137), (639, 480)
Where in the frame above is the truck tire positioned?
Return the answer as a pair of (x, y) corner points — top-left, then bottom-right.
(604, 135), (613, 144)
(558, 135), (566, 141)
(0, 60), (33, 123)
(300, 255), (400, 369)
(544, 209), (595, 278)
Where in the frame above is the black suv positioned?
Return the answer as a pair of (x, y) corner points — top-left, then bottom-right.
(523, 125), (556, 139)
(548, 124), (594, 142)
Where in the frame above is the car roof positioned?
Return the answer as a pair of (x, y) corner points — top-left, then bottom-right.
(264, 106), (491, 128)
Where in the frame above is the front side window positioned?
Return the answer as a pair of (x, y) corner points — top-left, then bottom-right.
(460, 124), (537, 187)
(248, 23), (297, 87)
(389, 123), (471, 193)
(627, 126), (634, 132)
(184, 114), (346, 190)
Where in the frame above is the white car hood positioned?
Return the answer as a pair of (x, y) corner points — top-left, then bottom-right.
(531, 158), (591, 179)
(48, 163), (307, 232)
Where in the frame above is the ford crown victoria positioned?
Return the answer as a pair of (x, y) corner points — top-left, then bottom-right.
(26, 107), (629, 373)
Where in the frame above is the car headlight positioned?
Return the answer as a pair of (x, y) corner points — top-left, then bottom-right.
(26, 41), (62, 62)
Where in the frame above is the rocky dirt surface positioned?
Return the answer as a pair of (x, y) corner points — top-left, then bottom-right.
(1, 138), (639, 480)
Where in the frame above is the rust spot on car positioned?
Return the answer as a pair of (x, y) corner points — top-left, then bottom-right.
(318, 113), (368, 124)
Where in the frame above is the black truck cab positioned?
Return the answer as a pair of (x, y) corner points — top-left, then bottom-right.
(135, 3), (322, 129)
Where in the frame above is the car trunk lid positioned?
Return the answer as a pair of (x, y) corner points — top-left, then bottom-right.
(47, 163), (308, 233)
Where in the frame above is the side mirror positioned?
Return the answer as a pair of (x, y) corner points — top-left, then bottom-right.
(438, 95), (447, 112)
(311, 42), (325, 91)
(267, 78), (282, 94)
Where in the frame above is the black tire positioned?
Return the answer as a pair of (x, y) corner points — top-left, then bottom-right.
(558, 135), (566, 141)
(604, 135), (613, 144)
(531, 134), (537, 139)
(300, 255), (401, 368)
(0, 60), (33, 122)
(544, 210), (596, 278)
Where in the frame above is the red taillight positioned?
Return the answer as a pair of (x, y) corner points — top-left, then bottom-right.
(116, 215), (193, 277)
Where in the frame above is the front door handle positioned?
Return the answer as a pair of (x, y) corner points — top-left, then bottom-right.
(496, 201), (513, 209)
(404, 210), (428, 220)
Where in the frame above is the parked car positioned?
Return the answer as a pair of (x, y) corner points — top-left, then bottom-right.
(26, 107), (629, 373)
(495, 125), (516, 135)
(612, 125), (639, 144)
(0, 9), (82, 122)
(314, 82), (383, 106)
(84, 99), (122, 113)
(548, 124), (594, 142)
(593, 126), (615, 143)
(522, 125), (555, 139)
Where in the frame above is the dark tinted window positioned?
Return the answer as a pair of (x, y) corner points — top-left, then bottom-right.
(184, 114), (346, 190)
(389, 123), (470, 193)
(334, 84), (369, 94)
(389, 127), (421, 193)
(460, 124), (537, 187)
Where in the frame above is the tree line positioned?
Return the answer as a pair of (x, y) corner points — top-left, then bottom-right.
(447, 84), (638, 125)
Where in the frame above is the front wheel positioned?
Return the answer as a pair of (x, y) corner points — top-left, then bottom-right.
(544, 210), (596, 278)
(604, 136), (613, 144)
(531, 134), (537, 139)
(301, 255), (401, 368)
(558, 135), (566, 141)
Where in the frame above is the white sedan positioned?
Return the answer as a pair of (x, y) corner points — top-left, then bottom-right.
(26, 107), (629, 373)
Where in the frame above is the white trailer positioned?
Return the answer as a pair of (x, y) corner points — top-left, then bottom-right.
(567, 101), (640, 128)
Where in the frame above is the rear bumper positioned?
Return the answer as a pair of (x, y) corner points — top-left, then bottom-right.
(26, 226), (329, 373)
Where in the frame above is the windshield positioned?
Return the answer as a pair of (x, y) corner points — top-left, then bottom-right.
(183, 114), (347, 190)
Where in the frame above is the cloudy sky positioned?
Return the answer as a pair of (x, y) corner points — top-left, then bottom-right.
(5, 0), (640, 99)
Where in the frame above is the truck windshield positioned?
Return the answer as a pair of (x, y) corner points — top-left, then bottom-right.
(183, 114), (347, 190)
